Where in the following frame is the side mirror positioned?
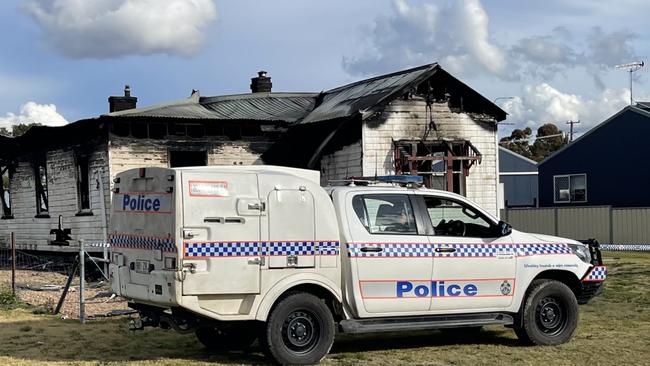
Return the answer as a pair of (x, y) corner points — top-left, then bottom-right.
(497, 220), (512, 237)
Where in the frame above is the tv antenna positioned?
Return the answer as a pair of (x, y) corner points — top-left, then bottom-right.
(615, 61), (644, 105)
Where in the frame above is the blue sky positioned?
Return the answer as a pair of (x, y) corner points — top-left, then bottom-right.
(1, 0), (649, 138)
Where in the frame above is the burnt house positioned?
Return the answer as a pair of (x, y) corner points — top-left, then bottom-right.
(0, 63), (505, 251)
(265, 63), (506, 213)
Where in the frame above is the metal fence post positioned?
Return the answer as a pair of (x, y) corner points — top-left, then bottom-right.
(79, 239), (85, 324)
(11, 232), (15, 296)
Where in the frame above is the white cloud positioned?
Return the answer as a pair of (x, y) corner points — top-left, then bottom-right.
(343, 0), (506, 77)
(500, 84), (633, 136)
(23, 0), (218, 59)
(0, 102), (68, 131)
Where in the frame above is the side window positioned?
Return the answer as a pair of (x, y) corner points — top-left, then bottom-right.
(424, 196), (494, 238)
(75, 154), (91, 212)
(1, 163), (12, 218)
(34, 156), (49, 216)
(352, 194), (417, 235)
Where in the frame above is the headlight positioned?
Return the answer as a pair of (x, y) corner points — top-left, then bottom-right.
(568, 244), (591, 263)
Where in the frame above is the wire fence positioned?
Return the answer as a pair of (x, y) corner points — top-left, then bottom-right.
(0, 240), (130, 320)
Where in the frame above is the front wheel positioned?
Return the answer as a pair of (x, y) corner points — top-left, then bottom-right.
(261, 292), (335, 365)
(515, 279), (579, 345)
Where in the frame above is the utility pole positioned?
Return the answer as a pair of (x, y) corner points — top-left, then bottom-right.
(566, 120), (580, 142)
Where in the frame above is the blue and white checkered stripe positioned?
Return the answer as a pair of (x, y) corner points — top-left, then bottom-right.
(450, 244), (516, 257)
(347, 243), (572, 258)
(264, 242), (316, 256)
(185, 241), (259, 257)
(108, 235), (176, 252)
(516, 243), (572, 256)
(584, 266), (607, 282)
(318, 241), (340, 255)
(184, 241), (340, 258)
(600, 244), (650, 252)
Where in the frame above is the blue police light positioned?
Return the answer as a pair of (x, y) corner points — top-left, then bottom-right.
(375, 175), (423, 184)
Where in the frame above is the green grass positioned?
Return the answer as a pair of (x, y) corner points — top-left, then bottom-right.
(0, 286), (21, 310)
(0, 252), (648, 365)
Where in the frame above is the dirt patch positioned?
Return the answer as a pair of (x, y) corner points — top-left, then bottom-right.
(0, 269), (130, 319)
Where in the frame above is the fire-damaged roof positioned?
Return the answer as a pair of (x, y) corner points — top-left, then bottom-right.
(106, 92), (318, 123)
(299, 63), (506, 124)
(1, 63), (507, 162)
(103, 63), (506, 125)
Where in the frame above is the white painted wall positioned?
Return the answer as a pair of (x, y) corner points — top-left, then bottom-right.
(361, 98), (498, 215)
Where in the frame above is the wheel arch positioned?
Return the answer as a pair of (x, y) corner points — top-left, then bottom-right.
(255, 274), (342, 322)
(531, 270), (582, 297)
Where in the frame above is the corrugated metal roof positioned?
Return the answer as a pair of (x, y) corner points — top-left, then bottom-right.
(299, 64), (438, 124)
(105, 92), (318, 122)
(102, 63), (505, 125)
(201, 92), (317, 122)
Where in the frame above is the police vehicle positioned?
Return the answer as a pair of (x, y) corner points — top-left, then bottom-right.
(108, 166), (605, 365)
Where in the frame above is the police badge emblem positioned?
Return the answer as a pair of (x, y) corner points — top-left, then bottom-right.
(500, 280), (512, 295)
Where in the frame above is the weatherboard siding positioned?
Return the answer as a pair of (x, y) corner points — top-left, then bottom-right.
(361, 99), (498, 215)
(0, 146), (110, 250)
(320, 141), (363, 185)
(108, 134), (274, 183)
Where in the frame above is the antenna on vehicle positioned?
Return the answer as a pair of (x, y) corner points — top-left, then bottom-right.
(615, 61), (644, 105)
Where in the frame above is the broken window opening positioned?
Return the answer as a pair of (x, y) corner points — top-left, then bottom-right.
(1, 163), (13, 219)
(169, 150), (207, 168)
(34, 155), (49, 217)
(75, 154), (91, 212)
(394, 140), (481, 196)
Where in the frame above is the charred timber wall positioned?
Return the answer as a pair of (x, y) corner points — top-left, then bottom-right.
(319, 98), (498, 215)
(0, 145), (110, 250)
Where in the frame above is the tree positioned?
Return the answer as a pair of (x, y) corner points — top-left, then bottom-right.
(531, 123), (568, 161)
(499, 127), (533, 159)
(0, 127), (10, 137)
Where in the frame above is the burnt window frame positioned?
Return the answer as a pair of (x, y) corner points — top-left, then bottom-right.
(75, 152), (93, 215)
(34, 154), (49, 218)
(0, 162), (13, 219)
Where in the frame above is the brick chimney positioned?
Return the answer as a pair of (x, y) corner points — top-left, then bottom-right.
(108, 85), (138, 112)
(250, 71), (272, 93)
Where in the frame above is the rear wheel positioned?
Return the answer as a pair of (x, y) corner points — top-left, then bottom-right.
(261, 292), (335, 365)
(515, 279), (578, 345)
(195, 325), (259, 351)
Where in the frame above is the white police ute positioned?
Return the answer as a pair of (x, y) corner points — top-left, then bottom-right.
(108, 166), (606, 365)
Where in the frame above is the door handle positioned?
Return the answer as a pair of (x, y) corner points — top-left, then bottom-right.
(360, 247), (383, 253)
(435, 247), (456, 253)
(182, 229), (198, 239)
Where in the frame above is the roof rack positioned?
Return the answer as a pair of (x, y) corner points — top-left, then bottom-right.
(329, 175), (423, 187)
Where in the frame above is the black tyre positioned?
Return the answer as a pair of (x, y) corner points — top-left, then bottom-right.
(515, 279), (579, 345)
(195, 324), (259, 351)
(261, 292), (335, 365)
